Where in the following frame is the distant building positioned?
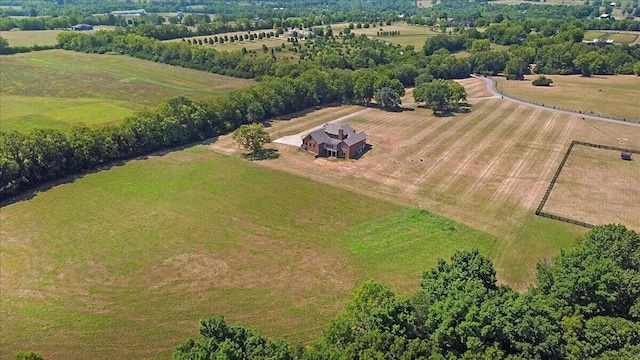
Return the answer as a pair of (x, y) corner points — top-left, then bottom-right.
(301, 124), (367, 159)
(599, 13), (611, 19)
(111, 9), (147, 16)
(583, 38), (614, 45)
(71, 24), (93, 31)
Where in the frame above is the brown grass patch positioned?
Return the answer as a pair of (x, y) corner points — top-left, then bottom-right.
(542, 144), (640, 230)
(494, 74), (640, 121)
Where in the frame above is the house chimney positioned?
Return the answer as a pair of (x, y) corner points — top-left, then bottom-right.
(338, 127), (344, 140)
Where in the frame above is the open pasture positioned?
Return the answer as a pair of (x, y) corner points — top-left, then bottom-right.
(494, 74), (640, 121)
(0, 50), (254, 132)
(0, 147), (497, 359)
(210, 77), (640, 287)
(344, 22), (440, 49)
(541, 143), (640, 230)
(0, 30), (61, 46)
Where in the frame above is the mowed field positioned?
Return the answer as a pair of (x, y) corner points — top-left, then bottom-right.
(343, 22), (440, 50)
(211, 77), (640, 286)
(0, 148), (498, 359)
(0, 50), (255, 132)
(494, 74), (640, 121)
(0, 30), (61, 46)
(166, 31), (294, 52)
(542, 145), (640, 230)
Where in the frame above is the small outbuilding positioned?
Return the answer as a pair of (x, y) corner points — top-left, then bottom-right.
(72, 24), (94, 31)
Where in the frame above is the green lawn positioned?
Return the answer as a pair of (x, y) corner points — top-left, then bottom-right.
(0, 50), (255, 132)
(0, 146), (506, 359)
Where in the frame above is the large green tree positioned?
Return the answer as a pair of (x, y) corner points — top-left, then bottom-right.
(413, 79), (467, 114)
(231, 123), (271, 157)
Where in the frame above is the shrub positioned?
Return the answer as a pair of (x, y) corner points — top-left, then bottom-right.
(532, 75), (553, 86)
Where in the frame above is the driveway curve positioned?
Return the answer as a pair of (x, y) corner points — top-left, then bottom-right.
(472, 75), (640, 128)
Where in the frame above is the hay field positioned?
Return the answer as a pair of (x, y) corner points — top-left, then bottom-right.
(0, 50), (254, 132)
(0, 147), (497, 359)
(0, 30), (61, 46)
(494, 74), (640, 121)
(211, 77), (640, 287)
(542, 144), (640, 230)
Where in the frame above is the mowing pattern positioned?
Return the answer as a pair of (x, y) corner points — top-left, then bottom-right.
(224, 80), (639, 287)
(537, 141), (640, 230)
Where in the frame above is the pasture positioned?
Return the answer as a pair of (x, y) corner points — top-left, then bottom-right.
(494, 74), (640, 121)
(344, 22), (440, 49)
(0, 50), (254, 132)
(541, 143), (640, 230)
(0, 30), (61, 46)
(0, 148), (497, 359)
(213, 77), (640, 287)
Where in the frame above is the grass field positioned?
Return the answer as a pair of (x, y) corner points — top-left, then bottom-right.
(494, 74), (640, 121)
(344, 23), (440, 50)
(167, 31), (294, 52)
(583, 30), (640, 44)
(0, 30), (61, 47)
(213, 77), (640, 284)
(542, 144), (640, 230)
(0, 147), (498, 359)
(0, 50), (254, 132)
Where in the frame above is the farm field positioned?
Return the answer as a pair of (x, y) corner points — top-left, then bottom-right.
(212, 77), (640, 287)
(0, 50), (254, 132)
(0, 29), (61, 46)
(0, 147), (498, 359)
(166, 30), (294, 52)
(494, 74), (640, 121)
(542, 144), (640, 230)
(344, 22), (440, 49)
(583, 30), (640, 44)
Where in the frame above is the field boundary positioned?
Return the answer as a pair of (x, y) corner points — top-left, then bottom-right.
(535, 140), (640, 228)
(487, 76), (640, 124)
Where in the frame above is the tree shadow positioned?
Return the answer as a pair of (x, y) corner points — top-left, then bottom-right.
(242, 148), (280, 160)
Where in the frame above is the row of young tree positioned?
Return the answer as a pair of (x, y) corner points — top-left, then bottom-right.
(174, 224), (640, 359)
(0, 66), (414, 201)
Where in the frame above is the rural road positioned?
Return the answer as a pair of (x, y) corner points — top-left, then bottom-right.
(273, 107), (374, 146)
(473, 75), (640, 128)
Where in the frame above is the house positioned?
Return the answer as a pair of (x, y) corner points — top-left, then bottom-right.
(111, 9), (147, 16)
(599, 13), (611, 19)
(71, 24), (93, 31)
(301, 123), (367, 159)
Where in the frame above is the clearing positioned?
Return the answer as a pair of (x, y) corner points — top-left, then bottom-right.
(493, 74), (640, 122)
(541, 143), (640, 230)
(0, 30), (61, 47)
(340, 22), (440, 50)
(0, 50), (255, 132)
(0, 148), (496, 359)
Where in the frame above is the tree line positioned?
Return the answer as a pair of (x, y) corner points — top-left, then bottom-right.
(0, 65), (416, 201)
(173, 224), (640, 359)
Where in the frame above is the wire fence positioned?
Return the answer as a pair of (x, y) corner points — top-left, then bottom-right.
(491, 78), (640, 124)
(535, 140), (639, 229)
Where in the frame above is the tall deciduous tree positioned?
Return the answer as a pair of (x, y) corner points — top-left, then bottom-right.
(231, 123), (271, 157)
(413, 79), (467, 114)
(374, 87), (402, 111)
